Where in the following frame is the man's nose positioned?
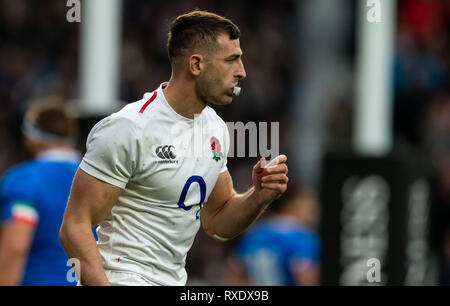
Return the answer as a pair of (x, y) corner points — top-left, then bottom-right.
(236, 61), (246, 80)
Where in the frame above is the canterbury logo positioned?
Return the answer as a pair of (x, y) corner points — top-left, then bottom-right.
(156, 145), (176, 159)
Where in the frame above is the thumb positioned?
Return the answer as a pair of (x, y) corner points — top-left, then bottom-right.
(254, 157), (266, 174)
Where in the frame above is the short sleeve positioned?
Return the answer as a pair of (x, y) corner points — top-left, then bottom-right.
(79, 115), (142, 189)
(0, 170), (39, 227)
(220, 122), (230, 173)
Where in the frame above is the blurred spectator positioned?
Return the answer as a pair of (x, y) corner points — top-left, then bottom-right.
(1, 0), (449, 286)
(227, 185), (321, 286)
(0, 97), (80, 285)
(394, 0), (449, 148)
(393, 0), (450, 285)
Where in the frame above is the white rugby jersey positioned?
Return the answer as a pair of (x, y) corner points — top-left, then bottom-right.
(79, 82), (230, 285)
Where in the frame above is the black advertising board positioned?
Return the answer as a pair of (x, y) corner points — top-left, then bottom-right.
(320, 152), (436, 285)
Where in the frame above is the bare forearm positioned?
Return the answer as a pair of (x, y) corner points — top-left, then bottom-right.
(0, 253), (26, 285)
(60, 224), (110, 286)
(203, 156), (288, 242)
(208, 187), (270, 239)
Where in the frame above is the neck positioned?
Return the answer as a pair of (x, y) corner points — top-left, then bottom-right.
(163, 74), (207, 119)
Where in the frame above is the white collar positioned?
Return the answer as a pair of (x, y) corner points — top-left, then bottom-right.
(36, 148), (81, 162)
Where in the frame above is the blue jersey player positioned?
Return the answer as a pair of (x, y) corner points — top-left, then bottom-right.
(0, 97), (81, 285)
(232, 186), (321, 286)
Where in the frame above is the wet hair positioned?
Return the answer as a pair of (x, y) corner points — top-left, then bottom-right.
(167, 10), (240, 65)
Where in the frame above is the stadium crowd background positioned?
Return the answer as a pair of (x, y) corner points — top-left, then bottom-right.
(0, 0), (449, 285)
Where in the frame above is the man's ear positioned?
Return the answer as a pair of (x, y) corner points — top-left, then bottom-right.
(189, 54), (204, 76)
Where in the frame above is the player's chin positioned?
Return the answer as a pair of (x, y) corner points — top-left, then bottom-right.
(224, 94), (233, 104)
(212, 95), (233, 105)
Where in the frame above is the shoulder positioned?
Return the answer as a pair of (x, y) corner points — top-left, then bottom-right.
(2, 160), (38, 181)
(107, 90), (168, 133)
(89, 97), (154, 141)
(239, 220), (272, 241)
(0, 160), (40, 192)
(289, 225), (321, 249)
(204, 106), (228, 128)
(203, 106), (229, 144)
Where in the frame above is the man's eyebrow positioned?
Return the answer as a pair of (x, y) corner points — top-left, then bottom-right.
(226, 53), (243, 59)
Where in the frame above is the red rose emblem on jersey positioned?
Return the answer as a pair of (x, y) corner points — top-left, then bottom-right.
(210, 137), (223, 162)
(210, 137), (222, 152)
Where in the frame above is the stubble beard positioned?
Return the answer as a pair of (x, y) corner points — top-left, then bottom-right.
(196, 68), (231, 106)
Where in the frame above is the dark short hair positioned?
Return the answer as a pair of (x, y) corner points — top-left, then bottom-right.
(24, 96), (78, 141)
(167, 10), (241, 64)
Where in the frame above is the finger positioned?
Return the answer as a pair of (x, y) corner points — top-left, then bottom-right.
(262, 154), (287, 169)
(261, 174), (289, 184)
(276, 154), (287, 164)
(265, 163), (288, 175)
(263, 156), (279, 168)
(253, 157), (266, 174)
(261, 182), (288, 193)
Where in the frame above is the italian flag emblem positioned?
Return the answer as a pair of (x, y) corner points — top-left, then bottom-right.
(210, 137), (223, 162)
(11, 201), (39, 227)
